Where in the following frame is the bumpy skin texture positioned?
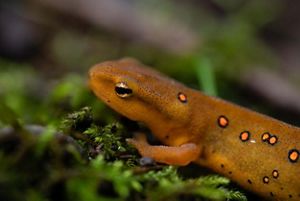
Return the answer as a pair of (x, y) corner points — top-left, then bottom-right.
(89, 58), (300, 201)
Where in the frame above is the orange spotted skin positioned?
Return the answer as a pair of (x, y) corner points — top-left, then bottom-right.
(89, 58), (300, 201)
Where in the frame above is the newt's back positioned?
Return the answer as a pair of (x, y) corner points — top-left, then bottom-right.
(193, 94), (300, 200)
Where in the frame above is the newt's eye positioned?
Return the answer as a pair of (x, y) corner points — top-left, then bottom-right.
(115, 82), (133, 98)
(178, 92), (187, 103)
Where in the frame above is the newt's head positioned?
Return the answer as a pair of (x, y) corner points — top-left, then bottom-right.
(89, 58), (191, 130)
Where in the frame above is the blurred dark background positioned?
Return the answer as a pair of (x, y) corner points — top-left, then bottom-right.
(0, 0), (300, 125)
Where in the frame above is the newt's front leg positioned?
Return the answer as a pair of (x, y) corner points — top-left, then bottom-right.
(127, 134), (201, 166)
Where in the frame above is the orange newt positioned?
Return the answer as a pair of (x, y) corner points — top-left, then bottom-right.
(89, 58), (300, 201)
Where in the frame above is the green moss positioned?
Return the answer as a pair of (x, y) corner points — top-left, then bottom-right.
(140, 167), (246, 201)
(0, 105), (247, 201)
(60, 107), (138, 166)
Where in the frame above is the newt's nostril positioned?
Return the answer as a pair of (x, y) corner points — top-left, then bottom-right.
(88, 69), (96, 79)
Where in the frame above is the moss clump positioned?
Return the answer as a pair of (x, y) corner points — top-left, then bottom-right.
(0, 106), (247, 201)
(60, 107), (138, 166)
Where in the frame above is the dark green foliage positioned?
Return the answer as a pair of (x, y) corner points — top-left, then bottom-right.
(0, 125), (83, 201)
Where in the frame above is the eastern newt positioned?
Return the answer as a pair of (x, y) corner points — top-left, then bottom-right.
(89, 58), (300, 201)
